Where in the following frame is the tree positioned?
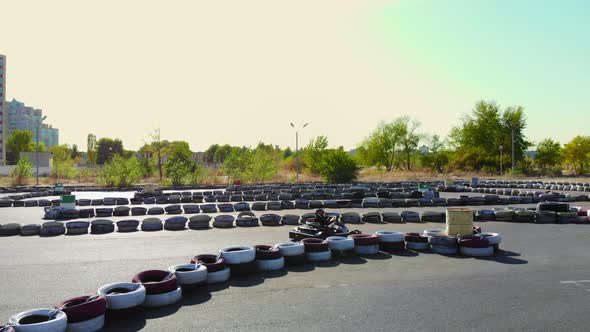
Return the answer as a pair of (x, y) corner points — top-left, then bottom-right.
(213, 144), (233, 164)
(247, 147), (278, 183)
(394, 117), (422, 170)
(319, 148), (360, 183)
(70, 144), (80, 160)
(535, 139), (562, 174)
(98, 155), (142, 187)
(87, 134), (97, 165)
(221, 148), (251, 182)
(204, 144), (220, 163)
(167, 141), (192, 163)
(563, 136), (590, 175)
(421, 135), (450, 173)
(303, 135), (328, 175)
(50, 145), (76, 179)
(96, 138), (124, 164)
(449, 100), (531, 172)
(6, 130), (35, 164)
(149, 128), (164, 180)
(357, 117), (421, 171)
(11, 156), (33, 186)
(164, 159), (193, 186)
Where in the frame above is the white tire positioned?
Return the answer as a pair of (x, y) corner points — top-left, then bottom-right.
(354, 244), (379, 255)
(406, 242), (429, 251)
(422, 228), (445, 237)
(219, 246), (256, 264)
(306, 250), (332, 262)
(375, 231), (404, 243)
(256, 257), (285, 271)
(275, 242), (305, 256)
(97, 282), (146, 310)
(430, 245), (458, 255)
(460, 246), (494, 257)
(8, 308), (67, 332)
(167, 264), (207, 286)
(66, 314), (104, 332)
(326, 237), (355, 251)
(142, 287), (182, 307)
(206, 267), (231, 284)
(478, 232), (502, 245)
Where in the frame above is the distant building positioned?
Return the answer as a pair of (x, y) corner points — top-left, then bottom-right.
(5, 98), (59, 148)
(0, 55), (6, 165)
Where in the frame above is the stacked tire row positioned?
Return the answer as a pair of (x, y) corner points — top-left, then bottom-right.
(3, 206), (588, 238)
(1, 225), (502, 332)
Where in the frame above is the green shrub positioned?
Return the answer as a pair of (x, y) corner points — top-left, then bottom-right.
(163, 160), (204, 186)
(11, 157), (33, 186)
(98, 155), (142, 187)
(319, 148), (359, 183)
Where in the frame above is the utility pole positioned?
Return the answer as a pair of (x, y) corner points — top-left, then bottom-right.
(290, 122), (308, 182)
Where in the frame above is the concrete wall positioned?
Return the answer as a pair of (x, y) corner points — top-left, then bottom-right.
(0, 165), (51, 176)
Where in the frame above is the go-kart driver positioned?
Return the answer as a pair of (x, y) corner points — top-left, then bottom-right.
(315, 209), (348, 233)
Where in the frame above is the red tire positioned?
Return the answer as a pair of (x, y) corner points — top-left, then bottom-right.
(301, 238), (329, 252)
(132, 270), (178, 295)
(191, 254), (226, 272)
(404, 232), (428, 243)
(254, 245), (282, 260)
(55, 295), (107, 323)
(349, 234), (379, 246)
(460, 238), (490, 248)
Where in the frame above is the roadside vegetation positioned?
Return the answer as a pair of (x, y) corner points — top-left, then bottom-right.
(4, 100), (590, 186)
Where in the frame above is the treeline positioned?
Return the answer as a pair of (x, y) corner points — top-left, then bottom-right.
(6, 100), (590, 186)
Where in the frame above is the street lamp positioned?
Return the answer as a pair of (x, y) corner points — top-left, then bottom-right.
(290, 122), (308, 182)
(499, 145), (503, 177)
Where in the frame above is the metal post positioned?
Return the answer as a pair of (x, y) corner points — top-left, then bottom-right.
(295, 131), (299, 182)
(511, 129), (515, 175)
(36, 122), (39, 185)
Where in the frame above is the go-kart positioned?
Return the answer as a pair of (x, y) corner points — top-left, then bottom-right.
(289, 218), (361, 241)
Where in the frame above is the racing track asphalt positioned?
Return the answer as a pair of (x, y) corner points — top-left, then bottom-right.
(1, 200), (590, 331)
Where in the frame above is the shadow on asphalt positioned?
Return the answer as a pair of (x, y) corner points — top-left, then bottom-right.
(340, 256), (367, 265)
(479, 250), (528, 265)
(389, 250), (419, 257)
(315, 260), (341, 268)
(260, 269), (288, 278)
(360, 252), (393, 260)
(287, 263), (316, 273)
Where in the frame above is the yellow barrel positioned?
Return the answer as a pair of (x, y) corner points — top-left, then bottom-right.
(445, 207), (473, 236)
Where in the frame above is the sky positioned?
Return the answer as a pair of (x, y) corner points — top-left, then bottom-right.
(1, 0), (588, 151)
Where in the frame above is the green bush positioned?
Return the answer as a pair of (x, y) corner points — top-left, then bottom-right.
(163, 160), (204, 186)
(318, 148), (359, 183)
(11, 157), (33, 186)
(98, 155), (142, 187)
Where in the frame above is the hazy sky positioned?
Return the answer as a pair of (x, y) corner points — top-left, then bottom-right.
(1, 0), (588, 151)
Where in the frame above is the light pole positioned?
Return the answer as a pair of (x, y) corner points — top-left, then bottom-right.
(499, 145), (503, 177)
(290, 122), (308, 182)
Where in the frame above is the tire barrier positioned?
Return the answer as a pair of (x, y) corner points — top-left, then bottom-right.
(0, 223), (21, 237)
(341, 212), (361, 224)
(91, 219), (115, 234)
(260, 214), (282, 226)
(190, 255), (230, 283)
(188, 215), (211, 230)
(251, 202), (267, 211)
(183, 205), (200, 214)
(514, 209), (535, 223)
(97, 282), (146, 310)
(217, 203), (234, 213)
(281, 214), (301, 225)
(79, 208), (95, 219)
(302, 238), (331, 261)
(168, 264), (208, 287)
(535, 210), (557, 224)
(164, 205), (183, 215)
(95, 208), (113, 218)
(381, 212), (402, 223)
(131, 206), (147, 216)
(375, 231), (405, 251)
(267, 201), (282, 211)
(401, 211), (420, 223)
(459, 236), (493, 257)
(113, 206), (130, 217)
(141, 218), (163, 232)
(428, 235), (459, 254)
(233, 202), (250, 212)
(147, 207), (165, 216)
(40, 221), (66, 237)
(493, 209), (515, 222)
(200, 204), (217, 213)
(254, 245), (285, 271)
(116, 219), (140, 232)
(103, 198), (117, 206)
(476, 209), (495, 221)
(326, 236), (355, 253)
(421, 211), (445, 223)
(164, 216), (188, 231)
(132, 270), (182, 307)
(55, 295), (107, 332)
(422, 228), (445, 237)
(404, 233), (428, 250)
(65, 221), (90, 235)
(220, 246), (257, 276)
(21, 224), (41, 236)
(213, 215), (234, 228)
(362, 212), (382, 223)
(7, 308), (67, 332)
(349, 234), (380, 254)
(300, 213), (316, 223)
(275, 242), (306, 265)
(557, 211), (578, 224)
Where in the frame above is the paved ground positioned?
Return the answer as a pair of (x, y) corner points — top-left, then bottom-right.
(1, 199), (590, 331)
